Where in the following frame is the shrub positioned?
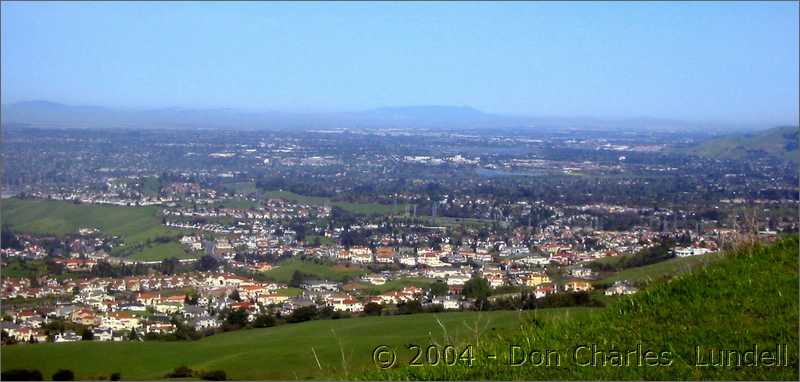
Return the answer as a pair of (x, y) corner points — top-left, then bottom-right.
(165, 366), (193, 378)
(110, 372), (121, 381)
(286, 305), (317, 323)
(52, 369), (75, 381)
(1, 369), (43, 381)
(200, 370), (226, 381)
(363, 302), (383, 316)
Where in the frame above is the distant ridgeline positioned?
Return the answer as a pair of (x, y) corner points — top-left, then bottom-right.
(688, 126), (799, 165)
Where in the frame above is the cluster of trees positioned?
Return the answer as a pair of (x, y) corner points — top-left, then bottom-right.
(0, 368), (112, 381)
(489, 291), (604, 311)
(166, 366), (226, 380)
(588, 237), (677, 273)
(1, 225), (23, 250)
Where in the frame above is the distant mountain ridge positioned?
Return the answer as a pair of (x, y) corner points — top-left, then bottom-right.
(0, 100), (772, 132)
(688, 126), (799, 164)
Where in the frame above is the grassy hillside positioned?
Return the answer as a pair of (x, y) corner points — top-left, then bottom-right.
(365, 236), (799, 380)
(594, 252), (724, 287)
(0, 309), (597, 380)
(261, 258), (368, 283)
(688, 126), (799, 164)
(1, 198), (190, 260)
(264, 190), (407, 216)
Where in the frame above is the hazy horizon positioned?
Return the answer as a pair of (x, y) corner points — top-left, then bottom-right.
(2, 1), (799, 126)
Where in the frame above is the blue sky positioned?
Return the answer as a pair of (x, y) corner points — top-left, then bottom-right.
(2, 1), (798, 124)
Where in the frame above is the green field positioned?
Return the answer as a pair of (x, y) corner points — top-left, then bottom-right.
(1, 198), (189, 261)
(427, 216), (494, 228)
(261, 258), (367, 283)
(368, 237), (799, 380)
(207, 198), (260, 210)
(594, 252), (724, 287)
(275, 287), (303, 297)
(0, 309), (596, 380)
(224, 181), (259, 196)
(264, 190), (407, 216)
(1, 258), (49, 278)
(355, 277), (435, 295)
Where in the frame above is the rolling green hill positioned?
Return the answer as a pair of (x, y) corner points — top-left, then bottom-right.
(688, 126), (799, 164)
(0, 309), (596, 380)
(264, 190), (408, 216)
(365, 236), (799, 380)
(593, 252), (724, 287)
(0, 198), (190, 260)
(261, 258), (368, 283)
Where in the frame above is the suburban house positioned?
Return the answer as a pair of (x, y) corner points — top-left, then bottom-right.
(605, 280), (639, 296)
(517, 272), (551, 287)
(349, 246), (373, 264)
(534, 283), (557, 299)
(563, 279), (593, 292)
(374, 247), (396, 264)
(672, 246), (713, 257)
(101, 311), (141, 331)
(326, 294), (364, 312)
(54, 331), (82, 343)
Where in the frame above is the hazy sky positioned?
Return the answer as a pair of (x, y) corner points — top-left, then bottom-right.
(2, 1), (798, 124)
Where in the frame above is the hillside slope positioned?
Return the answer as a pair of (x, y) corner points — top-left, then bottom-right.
(365, 236), (799, 380)
(1, 198), (188, 260)
(689, 126), (799, 164)
(0, 309), (601, 380)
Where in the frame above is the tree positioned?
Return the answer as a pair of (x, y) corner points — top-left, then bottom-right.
(184, 292), (199, 305)
(462, 277), (491, 301)
(161, 257), (179, 275)
(52, 369), (75, 381)
(200, 370), (227, 381)
(287, 306), (317, 323)
(252, 314), (276, 328)
(81, 327), (94, 341)
(196, 255), (220, 272)
(397, 300), (422, 315)
(363, 302), (383, 316)
(93, 261), (116, 278)
(224, 309), (249, 329)
(318, 305), (335, 319)
(292, 224), (306, 242)
(1, 369), (43, 381)
(228, 290), (241, 302)
(166, 366), (194, 378)
(1, 226), (22, 250)
(289, 270), (308, 288)
(429, 280), (449, 296)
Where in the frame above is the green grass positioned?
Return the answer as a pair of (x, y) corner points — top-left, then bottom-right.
(594, 252), (725, 287)
(207, 198), (260, 210)
(306, 234), (336, 246)
(366, 236), (799, 380)
(275, 287), (303, 297)
(225, 181), (259, 195)
(128, 242), (192, 261)
(0, 258), (49, 278)
(357, 278), (435, 295)
(261, 258), (367, 283)
(0, 309), (596, 380)
(1, 198), (188, 261)
(427, 216), (494, 228)
(264, 190), (407, 216)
